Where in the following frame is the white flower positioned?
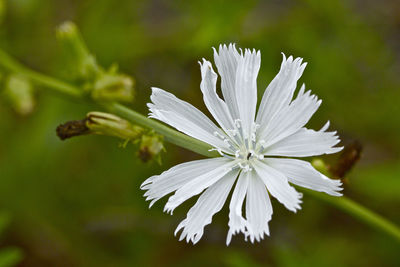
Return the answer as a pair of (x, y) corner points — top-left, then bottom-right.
(141, 44), (343, 245)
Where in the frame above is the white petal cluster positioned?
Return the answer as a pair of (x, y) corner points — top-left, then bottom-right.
(142, 44), (343, 245)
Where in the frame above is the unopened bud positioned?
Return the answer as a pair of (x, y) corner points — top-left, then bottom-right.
(138, 134), (164, 163)
(311, 159), (329, 176)
(91, 73), (134, 102)
(3, 74), (35, 115)
(56, 112), (164, 163)
(57, 112), (143, 141)
(56, 21), (99, 80)
(86, 111), (142, 140)
(56, 21), (135, 102)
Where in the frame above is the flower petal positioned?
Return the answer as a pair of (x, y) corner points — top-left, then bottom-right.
(256, 54), (307, 135)
(174, 169), (238, 244)
(235, 49), (261, 137)
(253, 160), (302, 212)
(199, 59), (237, 144)
(265, 158), (343, 196)
(245, 172), (273, 243)
(213, 44), (241, 120)
(141, 157), (231, 207)
(264, 123), (342, 157)
(164, 159), (238, 214)
(258, 84), (322, 148)
(148, 87), (232, 153)
(226, 171), (250, 245)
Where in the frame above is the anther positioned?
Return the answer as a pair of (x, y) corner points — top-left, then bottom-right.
(234, 119), (242, 128)
(259, 140), (267, 148)
(251, 133), (256, 142)
(213, 131), (225, 139)
(226, 129), (238, 136)
(208, 147), (224, 156)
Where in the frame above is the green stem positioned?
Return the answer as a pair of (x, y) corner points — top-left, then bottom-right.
(304, 189), (400, 242)
(0, 48), (399, 244)
(0, 49), (83, 98)
(0, 49), (217, 157)
(105, 102), (217, 157)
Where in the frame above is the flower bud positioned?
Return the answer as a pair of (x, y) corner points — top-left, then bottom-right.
(91, 72), (135, 103)
(56, 111), (164, 163)
(86, 111), (142, 140)
(3, 74), (35, 116)
(138, 133), (165, 163)
(56, 21), (99, 80)
(56, 21), (135, 102)
(311, 158), (329, 176)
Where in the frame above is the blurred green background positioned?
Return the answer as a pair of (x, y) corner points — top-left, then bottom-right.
(0, 0), (400, 266)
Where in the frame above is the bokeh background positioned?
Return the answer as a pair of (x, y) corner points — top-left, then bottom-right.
(0, 0), (400, 266)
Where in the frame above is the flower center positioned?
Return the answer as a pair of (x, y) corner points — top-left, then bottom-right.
(247, 152), (252, 160)
(233, 148), (264, 172)
(211, 119), (265, 172)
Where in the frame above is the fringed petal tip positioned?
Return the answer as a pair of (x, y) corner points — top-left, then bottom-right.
(140, 176), (153, 188)
(213, 43), (239, 58)
(174, 220), (204, 245)
(198, 58), (209, 67)
(149, 87), (164, 102)
(291, 198), (303, 213)
(226, 227), (271, 246)
(199, 59), (214, 77)
(326, 178), (344, 197)
(226, 215), (253, 245)
(163, 201), (175, 215)
(163, 208), (174, 215)
(279, 53), (307, 74)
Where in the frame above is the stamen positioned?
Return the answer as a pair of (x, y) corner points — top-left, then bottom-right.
(235, 150), (240, 158)
(259, 139), (266, 148)
(213, 131), (225, 139)
(252, 123), (260, 132)
(251, 123), (260, 142)
(226, 129), (238, 136)
(213, 130), (238, 150)
(242, 123), (258, 149)
(209, 147), (236, 160)
(228, 165), (240, 172)
(238, 162), (253, 172)
(221, 154), (236, 160)
(234, 119), (242, 128)
(208, 147), (224, 156)
(251, 133), (256, 142)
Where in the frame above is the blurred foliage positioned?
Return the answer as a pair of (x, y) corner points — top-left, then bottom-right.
(0, 0), (400, 266)
(2, 74), (35, 116)
(56, 21), (135, 103)
(0, 213), (23, 267)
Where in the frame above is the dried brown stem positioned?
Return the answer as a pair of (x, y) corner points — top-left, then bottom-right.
(56, 119), (89, 140)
